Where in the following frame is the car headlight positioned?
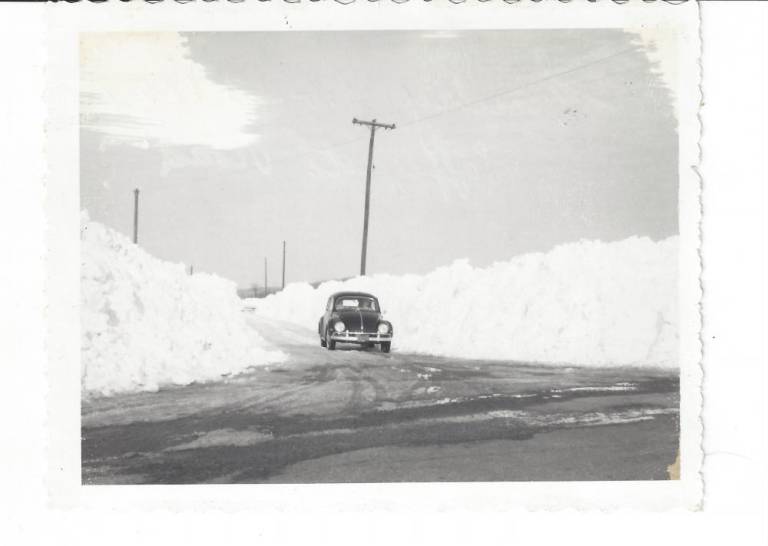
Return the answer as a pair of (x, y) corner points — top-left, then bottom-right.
(333, 321), (346, 333)
(377, 322), (390, 334)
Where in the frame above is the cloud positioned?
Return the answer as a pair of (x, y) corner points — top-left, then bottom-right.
(81, 32), (259, 149)
(631, 26), (679, 98)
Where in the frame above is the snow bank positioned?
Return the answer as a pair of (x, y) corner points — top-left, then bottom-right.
(247, 236), (678, 368)
(81, 214), (286, 396)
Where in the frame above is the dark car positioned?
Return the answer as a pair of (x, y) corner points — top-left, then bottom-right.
(318, 291), (393, 353)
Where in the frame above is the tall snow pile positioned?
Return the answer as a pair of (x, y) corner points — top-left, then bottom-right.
(248, 236), (678, 368)
(81, 214), (286, 396)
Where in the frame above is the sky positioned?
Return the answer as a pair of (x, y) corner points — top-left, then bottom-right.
(80, 30), (678, 288)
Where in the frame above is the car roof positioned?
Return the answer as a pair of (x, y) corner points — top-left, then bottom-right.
(330, 291), (377, 299)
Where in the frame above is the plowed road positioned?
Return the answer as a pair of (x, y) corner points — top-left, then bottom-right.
(81, 316), (679, 483)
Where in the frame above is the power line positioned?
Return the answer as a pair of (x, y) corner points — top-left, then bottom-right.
(398, 46), (637, 129)
(265, 46), (637, 167)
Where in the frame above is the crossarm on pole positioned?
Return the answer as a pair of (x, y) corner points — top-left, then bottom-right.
(352, 118), (396, 131)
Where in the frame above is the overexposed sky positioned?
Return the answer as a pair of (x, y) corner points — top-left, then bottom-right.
(81, 30), (678, 287)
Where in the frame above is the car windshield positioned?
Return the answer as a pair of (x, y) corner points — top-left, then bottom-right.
(335, 297), (378, 311)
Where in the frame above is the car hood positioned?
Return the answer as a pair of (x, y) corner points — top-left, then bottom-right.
(335, 309), (380, 333)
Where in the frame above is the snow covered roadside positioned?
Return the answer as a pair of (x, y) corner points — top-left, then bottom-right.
(246, 236), (678, 368)
(81, 214), (286, 397)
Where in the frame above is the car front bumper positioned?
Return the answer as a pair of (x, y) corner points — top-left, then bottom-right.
(330, 331), (392, 344)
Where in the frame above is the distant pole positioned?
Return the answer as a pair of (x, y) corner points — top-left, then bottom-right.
(352, 118), (396, 276)
(132, 188), (140, 244)
(264, 257), (268, 297)
(281, 240), (286, 290)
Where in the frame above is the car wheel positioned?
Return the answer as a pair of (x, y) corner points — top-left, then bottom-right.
(380, 342), (391, 353)
(326, 330), (336, 351)
(320, 337), (326, 347)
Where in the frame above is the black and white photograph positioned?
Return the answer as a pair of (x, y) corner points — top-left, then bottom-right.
(77, 27), (695, 485)
(6, 0), (768, 543)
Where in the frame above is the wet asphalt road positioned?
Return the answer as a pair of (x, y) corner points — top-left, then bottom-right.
(81, 317), (679, 484)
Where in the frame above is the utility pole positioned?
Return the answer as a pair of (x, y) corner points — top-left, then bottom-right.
(281, 240), (286, 290)
(352, 117), (396, 276)
(132, 188), (140, 244)
(264, 257), (268, 297)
